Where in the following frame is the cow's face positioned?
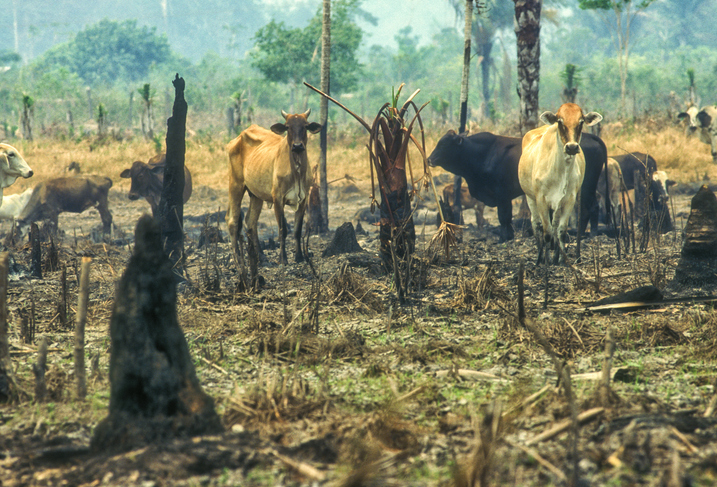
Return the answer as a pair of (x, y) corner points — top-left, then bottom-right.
(427, 130), (464, 169)
(271, 109), (322, 155)
(651, 170), (675, 205)
(120, 161), (163, 201)
(540, 103), (602, 157)
(696, 106), (717, 162)
(0, 143), (33, 188)
(677, 106), (699, 137)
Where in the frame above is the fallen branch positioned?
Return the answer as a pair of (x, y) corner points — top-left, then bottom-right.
(435, 368), (507, 382)
(525, 407), (605, 446)
(504, 438), (567, 483)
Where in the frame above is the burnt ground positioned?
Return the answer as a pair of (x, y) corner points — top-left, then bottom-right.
(0, 180), (716, 487)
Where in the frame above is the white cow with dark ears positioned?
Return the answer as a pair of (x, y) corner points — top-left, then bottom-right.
(0, 143), (34, 204)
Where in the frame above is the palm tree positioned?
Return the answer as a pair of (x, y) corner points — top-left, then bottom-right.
(513, 0), (541, 135)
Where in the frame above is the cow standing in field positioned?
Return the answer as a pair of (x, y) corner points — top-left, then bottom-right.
(120, 153), (193, 217)
(519, 103), (602, 264)
(226, 109), (321, 281)
(16, 176), (113, 235)
(677, 106), (700, 138)
(693, 106), (717, 162)
(0, 143), (33, 202)
(427, 130), (607, 242)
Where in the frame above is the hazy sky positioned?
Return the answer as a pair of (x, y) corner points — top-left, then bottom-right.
(358, 0), (460, 49)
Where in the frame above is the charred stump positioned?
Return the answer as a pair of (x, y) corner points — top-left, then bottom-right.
(91, 215), (222, 453)
(671, 185), (717, 292)
(323, 222), (364, 257)
(159, 74), (187, 269)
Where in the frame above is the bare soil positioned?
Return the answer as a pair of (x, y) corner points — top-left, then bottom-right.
(1, 178), (716, 487)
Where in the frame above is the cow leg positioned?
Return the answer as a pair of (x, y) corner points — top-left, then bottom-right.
(474, 201), (486, 229)
(497, 200), (514, 242)
(294, 200), (307, 262)
(245, 194), (264, 287)
(524, 196), (545, 264)
(552, 198), (576, 265)
(97, 196), (112, 235)
(273, 200), (289, 265)
(226, 183), (247, 270)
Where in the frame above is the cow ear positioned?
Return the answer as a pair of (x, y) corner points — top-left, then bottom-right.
(540, 111), (558, 125)
(120, 169), (131, 178)
(584, 112), (603, 126)
(677, 112), (689, 120)
(271, 123), (288, 135)
(667, 179), (677, 187)
(151, 165), (165, 175)
(307, 122), (322, 134)
(697, 110), (712, 128)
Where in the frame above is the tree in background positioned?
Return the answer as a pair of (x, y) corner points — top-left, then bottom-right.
(21, 94), (34, 140)
(560, 63), (582, 103)
(250, 0), (369, 101)
(139, 83), (154, 140)
(37, 19), (172, 86)
(578, 0), (656, 117)
(514, 0), (541, 135)
(319, 0), (331, 234)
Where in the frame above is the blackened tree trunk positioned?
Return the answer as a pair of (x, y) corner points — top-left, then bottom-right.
(514, 0), (541, 135)
(159, 74), (187, 268)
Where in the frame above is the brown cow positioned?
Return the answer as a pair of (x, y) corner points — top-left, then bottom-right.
(119, 153), (193, 217)
(226, 109), (321, 277)
(442, 183), (486, 228)
(17, 176), (113, 234)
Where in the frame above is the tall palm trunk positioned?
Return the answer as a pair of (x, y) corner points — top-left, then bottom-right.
(513, 0), (541, 135)
(319, 0), (331, 233)
(453, 0), (474, 224)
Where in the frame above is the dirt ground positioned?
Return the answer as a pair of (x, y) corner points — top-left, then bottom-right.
(1, 175), (716, 487)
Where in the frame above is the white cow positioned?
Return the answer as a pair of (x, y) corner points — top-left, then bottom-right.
(0, 143), (34, 204)
(518, 103), (602, 264)
(688, 106), (717, 162)
(0, 187), (33, 220)
(677, 105), (700, 138)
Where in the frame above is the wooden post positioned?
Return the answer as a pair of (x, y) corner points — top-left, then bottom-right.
(75, 257), (91, 400)
(33, 336), (48, 402)
(30, 223), (41, 279)
(0, 253), (10, 399)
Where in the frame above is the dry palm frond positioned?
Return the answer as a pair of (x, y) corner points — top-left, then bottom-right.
(326, 263), (385, 313)
(453, 265), (507, 311)
(429, 220), (463, 259)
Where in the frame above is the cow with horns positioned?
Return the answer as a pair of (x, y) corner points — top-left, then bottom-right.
(226, 109), (322, 281)
(519, 103), (602, 264)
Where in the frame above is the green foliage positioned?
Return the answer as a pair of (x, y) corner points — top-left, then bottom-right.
(578, 0), (656, 10)
(250, 0), (364, 93)
(36, 19), (173, 85)
(560, 64), (583, 90)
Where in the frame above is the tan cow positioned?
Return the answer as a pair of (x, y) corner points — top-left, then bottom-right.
(596, 157), (626, 229)
(16, 176), (113, 235)
(226, 109), (322, 278)
(442, 183), (486, 228)
(0, 143), (33, 201)
(518, 103), (602, 264)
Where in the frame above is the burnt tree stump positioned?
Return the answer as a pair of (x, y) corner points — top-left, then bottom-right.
(91, 215), (222, 452)
(322, 222), (364, 257)
(671, 185), (717, 291)
(159, 74), (187, 268)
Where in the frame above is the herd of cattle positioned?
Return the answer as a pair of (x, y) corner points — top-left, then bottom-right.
(0, 101), (714, 270)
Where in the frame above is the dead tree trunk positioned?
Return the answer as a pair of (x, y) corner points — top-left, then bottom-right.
(74, 257), (91, 400)
(514, 0), (542, 135)
(91, 215), (222, 453)
(159, 74), (187, 269)
(0, 253), (11, 402)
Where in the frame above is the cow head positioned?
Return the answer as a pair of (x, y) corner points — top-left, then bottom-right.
(651, 170), (676, 206)
(120, 160), (164, 202)
(427, 130), (468, 169)
(677, 105), (699, 137)
(271, 109), (322, 155)
(696, 106), (717, 162)
(540, 103), (602, 157)
(0, 143), (33, 189)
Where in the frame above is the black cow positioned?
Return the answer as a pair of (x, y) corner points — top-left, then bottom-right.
(611, 152), (674, 232)
(427, 130), (607, 241)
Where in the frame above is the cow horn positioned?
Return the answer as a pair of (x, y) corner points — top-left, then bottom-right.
(281, 110), (289, 120)
(303, 108), (311, 118)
